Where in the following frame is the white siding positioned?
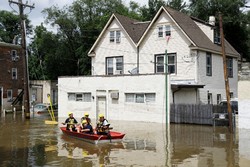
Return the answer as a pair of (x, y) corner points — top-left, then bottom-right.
(197, 51), (238, 104)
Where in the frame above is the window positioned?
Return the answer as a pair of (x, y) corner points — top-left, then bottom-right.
(158, 26), (163, 37)
(155, 53), (176, 74)
(227, 58), (233, 78)
(12, 68), (17, 79)
(217, 94), (221, 104)
(206, 52), (212, 76)
(83, 93), (91, 102)
(135, 94), (144, 103)
(145, 93), (156, 102)
(125, 93), (134, 102)
(7, 89), (12, 102)
(158, 25), (171, 38)
(208, 93), (213, 104)
(125, 93), (156, 103)
(110, 30), (121, 43)
(230, 92), (234, 98)
(68, 93), (91, 102)
(155, 55), (164, 73)
(106, 56), (123, 75)
(165, 25), (171, 36)
(76, 93), (83, 101)
(214, 29), (221, 44)
(11, 50), (17, 61)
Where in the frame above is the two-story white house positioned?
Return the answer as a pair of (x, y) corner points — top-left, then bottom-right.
(58, 6), (239, 123)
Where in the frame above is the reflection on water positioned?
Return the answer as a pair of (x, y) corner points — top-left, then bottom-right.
(0, 114), (250, 166)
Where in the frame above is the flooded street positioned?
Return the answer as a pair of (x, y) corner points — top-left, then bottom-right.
(1, 113), (250, 167)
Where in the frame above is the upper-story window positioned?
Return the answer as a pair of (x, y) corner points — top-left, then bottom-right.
(227, 57), (233, 78)
(158, 25), (171, 38)
(110, 30), (121, 43)
(11, 50), (18, 61)
(206, 52), (212, 76)
(155, 53), (176, 74)
(106, 56), (123, 75)
(12, 68), (17, 80)
(214, 29), (221, 44)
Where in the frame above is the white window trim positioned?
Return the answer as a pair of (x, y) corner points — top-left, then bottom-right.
(158, 25), (171, 38)
(125, 93), (156, 103)
(68, 92), (91, 102)
(110, 30), (121, 43)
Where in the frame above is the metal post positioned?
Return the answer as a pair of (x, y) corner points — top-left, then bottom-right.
(165, 49), (169, 124)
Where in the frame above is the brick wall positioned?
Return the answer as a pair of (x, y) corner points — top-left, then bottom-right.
(0, 42), (24, 108)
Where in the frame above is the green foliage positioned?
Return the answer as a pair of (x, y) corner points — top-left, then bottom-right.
(0, 10), (32, 43)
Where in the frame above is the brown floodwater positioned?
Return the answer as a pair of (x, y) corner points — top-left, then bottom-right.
(0, 112), (250, 167)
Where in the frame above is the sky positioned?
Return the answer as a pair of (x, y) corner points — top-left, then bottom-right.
(0, 0), (249, 30)
(0, 0), (147, 29)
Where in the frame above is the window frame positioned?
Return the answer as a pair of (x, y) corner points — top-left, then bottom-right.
(106, 56), (123, 75)
(68, 92), (92, 102)
(206, 52), (212, 76)
(155, 53), (176, 74)
(125, 93), (156, 103)
(12, 68), (17, 80)
(110, 30), (121, 43)
(7, 89), (12, 102)
(227, 57), (233, 78)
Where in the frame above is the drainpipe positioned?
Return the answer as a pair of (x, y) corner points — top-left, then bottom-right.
(137, 46), (139, 74)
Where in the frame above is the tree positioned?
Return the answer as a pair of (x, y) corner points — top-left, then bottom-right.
(167, 0), (187, 12)
(140, 0), (167, 21)
(0, 10), (32, 43)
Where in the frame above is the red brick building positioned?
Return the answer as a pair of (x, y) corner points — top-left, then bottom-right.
(0, 42), (24, 111)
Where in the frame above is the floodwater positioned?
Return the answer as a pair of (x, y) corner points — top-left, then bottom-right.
(0, 113), (250, 167)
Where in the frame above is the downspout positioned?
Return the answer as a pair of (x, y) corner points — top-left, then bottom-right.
(137, 46), (140, 73)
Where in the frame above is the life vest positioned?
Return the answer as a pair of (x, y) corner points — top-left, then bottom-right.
(67, 118), (76, 129)
(97, 119), (108, 132)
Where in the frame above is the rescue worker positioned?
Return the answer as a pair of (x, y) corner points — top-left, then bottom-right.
(96, 113), (110, 135)
(81, 112), (91, 125)
(79, 120), (93, 134)
(63, 112), (78, 132)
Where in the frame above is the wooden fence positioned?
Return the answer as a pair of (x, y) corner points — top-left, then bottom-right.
(170, 104), (230, 125)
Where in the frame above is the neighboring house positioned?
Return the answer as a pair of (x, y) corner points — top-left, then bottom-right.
(30, 80), (58, 105)
(58, 6), (239, 123)
(0, 42), (24, 112)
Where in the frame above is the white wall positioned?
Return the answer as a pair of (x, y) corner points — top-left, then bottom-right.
(58, 74), (167, 123)
(197, 51), (238, 104)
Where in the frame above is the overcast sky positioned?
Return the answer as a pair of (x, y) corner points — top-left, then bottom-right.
(0, 0), (147, 29)
(0, 0), (249, 29)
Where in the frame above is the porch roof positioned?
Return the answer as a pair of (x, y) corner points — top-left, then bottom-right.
(171, 83), (205, 89)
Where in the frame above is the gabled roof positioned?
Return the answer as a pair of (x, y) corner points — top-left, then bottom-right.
(88, 13), (150, 55)
(114, 13), (150, 44)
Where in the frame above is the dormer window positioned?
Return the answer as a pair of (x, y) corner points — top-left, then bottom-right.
(214, 29), (221, 44)
(158, 25), (171, 38)
(110, 30), (121, 43)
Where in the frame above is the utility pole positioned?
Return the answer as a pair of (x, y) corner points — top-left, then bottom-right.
(219, 13), (233, 133)
(8, 0), (34, 119)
